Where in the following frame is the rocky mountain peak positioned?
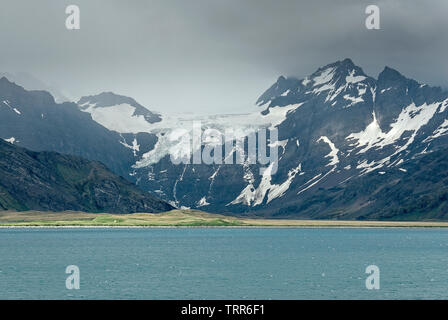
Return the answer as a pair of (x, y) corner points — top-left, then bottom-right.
(78, 91), (161, 124)
(257, 59), (372, 109)
(377, 66), (407, 85)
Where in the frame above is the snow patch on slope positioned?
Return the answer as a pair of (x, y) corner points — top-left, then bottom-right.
(3, 137), (16, 144)
(197, 197), (210, 207)
(81, 103), (153, 133)
(2, 100), (21, 115)
(313, 67), (335, 87)
(347, 102), (441, 154)
(424, 119), (448, 141)
(230, 162), (302, 206)
(317, 136), (339, 166)
(439, 99), (448, 113)
(120, 137), (140, 156)
(346, 70), (366, 84)
(343, 94), (364, 107)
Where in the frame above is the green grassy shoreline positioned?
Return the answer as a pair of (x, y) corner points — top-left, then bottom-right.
(1, 210), (448, 228)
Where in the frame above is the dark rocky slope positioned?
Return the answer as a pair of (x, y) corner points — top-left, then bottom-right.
(0, 139), (173, 213)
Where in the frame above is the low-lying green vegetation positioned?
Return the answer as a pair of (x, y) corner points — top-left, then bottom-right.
(1, 210), (448, 227)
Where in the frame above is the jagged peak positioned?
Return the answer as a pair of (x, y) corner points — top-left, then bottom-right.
(77, 91), (142, 109)
(0, 76), (56, 104)
(255, 76), (302, 106)
(275, 75), (301, 85)
(0, 76), (18, 86)
(311, 58), (366, 80)
(77, 91), (161, 123)
(341, 57), (355, 65)
(277, 75), (286, 82)
(376, 66), (424, 92)
(378, 66), (406, 82)
(324, 58), (356, 70)
(78, 91), (138, 105)
(256, 59), (372, 107)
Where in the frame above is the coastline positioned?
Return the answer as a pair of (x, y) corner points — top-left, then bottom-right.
(1, 210), (448, 228)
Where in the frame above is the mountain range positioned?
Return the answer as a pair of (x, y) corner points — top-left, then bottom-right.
(0, 72), (70, 103)
(1, 58), (448, 220)
(0, 139), (173, 213)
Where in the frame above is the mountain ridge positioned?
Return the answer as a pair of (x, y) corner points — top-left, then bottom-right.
(78, 91), (162, 125)
(0, 139), (173, 213)
(2, 59), (448, 220)
(126, 58), (448, 219)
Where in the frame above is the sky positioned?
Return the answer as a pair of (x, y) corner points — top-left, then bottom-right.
(0, 0), (447, 115)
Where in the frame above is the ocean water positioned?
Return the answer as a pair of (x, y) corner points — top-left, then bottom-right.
(0, 227), (447, 299)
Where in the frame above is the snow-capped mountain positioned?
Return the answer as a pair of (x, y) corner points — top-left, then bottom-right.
(0, 77), (136, 177)
(3, 58), (448, 219)
(83, 58), (447, 219)
(75, 90), (302, 209)
(78, 92), (161, 130)
(239, 58), (448, 218)
(77, 92), (162, 159)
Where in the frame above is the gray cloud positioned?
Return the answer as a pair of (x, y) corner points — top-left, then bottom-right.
(0, 0), (447, 114)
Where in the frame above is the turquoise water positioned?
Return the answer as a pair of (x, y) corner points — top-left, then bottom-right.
(0, 227), (447, 299)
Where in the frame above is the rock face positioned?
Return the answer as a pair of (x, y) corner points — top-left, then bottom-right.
(275, 149), (448, 220)
(0, 77), (141, 177)
(2, 58), (448, 220)
(0, 72), (71, 103)
(77, 91), (160, 161)
(241, 59), (448, 219)
(116, 59), (448, 220)
(98, 59), (446, 220)
(0, 139), (173, 213)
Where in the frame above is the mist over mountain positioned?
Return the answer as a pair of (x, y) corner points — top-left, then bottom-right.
(124, 58), (448, 220)
(0, 72), (71, 103)
(2, 59), (448, 219)
(0, 77), (139, 177)
(78, 92), (162, 125)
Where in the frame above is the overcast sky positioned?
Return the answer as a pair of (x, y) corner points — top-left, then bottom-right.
(0, 0), (447, 114)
